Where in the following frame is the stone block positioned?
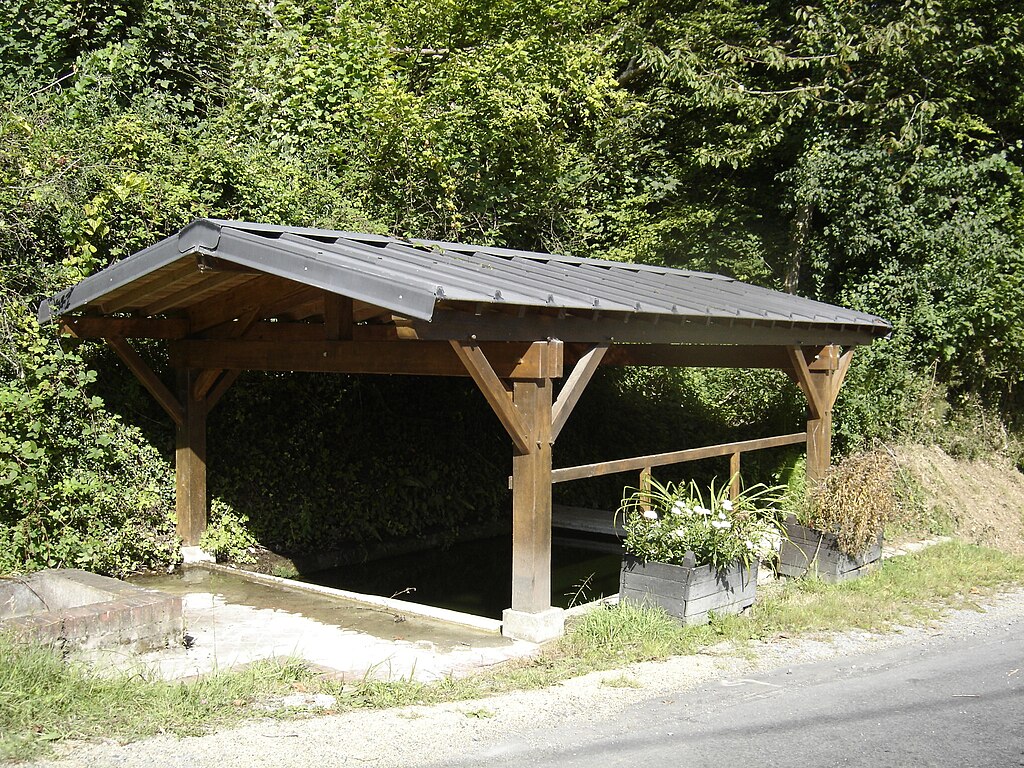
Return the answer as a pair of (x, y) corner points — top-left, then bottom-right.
(501, 607), (565, 643)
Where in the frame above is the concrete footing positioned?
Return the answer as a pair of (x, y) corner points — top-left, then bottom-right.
(501, 606), (565, 643)
(181, 546), (216, 564)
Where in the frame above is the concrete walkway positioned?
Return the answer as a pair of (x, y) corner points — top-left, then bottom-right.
(79, 567), (537, 683)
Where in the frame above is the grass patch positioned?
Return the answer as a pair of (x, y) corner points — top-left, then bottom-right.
(0, 648), (312, 762)
(3, 541), (1024, 762)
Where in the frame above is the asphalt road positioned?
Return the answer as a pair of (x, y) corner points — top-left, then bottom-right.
(443, 622), (1024, 768)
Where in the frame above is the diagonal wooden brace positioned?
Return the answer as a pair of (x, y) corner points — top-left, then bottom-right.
(449, 340), (532, 454)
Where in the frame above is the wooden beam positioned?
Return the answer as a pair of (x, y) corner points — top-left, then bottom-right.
(170, 339), (558, 380)
(192, 369), (222, 401)
(412, 309), (885, 347)
(324, 294), (354, 340)
(175, 369), (207, 546)
(832, 349), (854, 401)
(787, 347), (825, 420)
(568, 343), (794, 370)
(105, 337), (184, 426)
(551, 432), (807, 484)
(551, 343), (608, 442)
(450, 340), (532, 454)
(61, 316), (190, 340)
(206, 369), (241, 412)
(510, 377), (553, 613)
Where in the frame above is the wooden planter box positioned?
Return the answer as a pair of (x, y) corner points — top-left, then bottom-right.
(777, 514), (883, 583)
(619, 553), (758, 626)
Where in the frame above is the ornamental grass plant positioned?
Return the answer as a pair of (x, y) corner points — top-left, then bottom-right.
(618, 477), (785, 571)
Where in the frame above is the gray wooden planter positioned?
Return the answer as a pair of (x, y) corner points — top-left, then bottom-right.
(619, 552), (758, 626)
(777, 514), (883, 583)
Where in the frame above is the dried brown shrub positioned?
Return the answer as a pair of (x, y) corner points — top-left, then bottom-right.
(803, 450), (900, 556)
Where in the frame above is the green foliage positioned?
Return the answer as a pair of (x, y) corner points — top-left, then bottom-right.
(0, 319), (176, 577)
(619, 477), (784, 570)
(1, 0), (1023, 577)
(199, 500), (258, 564)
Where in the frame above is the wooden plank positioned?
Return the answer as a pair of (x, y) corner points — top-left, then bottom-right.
(175, 369), (207, 546)
(141, 271), (250, 316)
(551, 343), (608, 441)
(450, 341), (531, 454)
(570, 343), (794, 370)
(551, 505), (624, 537)
(96, 258), (197, 313)
(61, 316), (190, 339)
(187, 275), (312, 333)
(105, 337), (184, 426)
(171, 338), (555, 381)
(551, 432), (807, 484)
(510, 378), (553, 613)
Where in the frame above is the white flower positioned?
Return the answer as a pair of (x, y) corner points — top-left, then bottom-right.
(710, 519), (732, 530)
(671, 528), (687, 538)
(671, 500), (688, 515)
(642, 510), (658, 520)
(694, 505), (711, 516)
(722, 499), (734, 512)
(754, 530), (782, 559)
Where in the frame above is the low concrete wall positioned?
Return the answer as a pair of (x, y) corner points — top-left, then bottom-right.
(0, 569), (183, 651)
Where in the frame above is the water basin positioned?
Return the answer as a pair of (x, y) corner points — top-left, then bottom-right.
(302, 531), (624, 620)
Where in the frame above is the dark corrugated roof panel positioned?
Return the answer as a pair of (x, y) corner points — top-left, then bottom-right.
(39, 218), (892, 337)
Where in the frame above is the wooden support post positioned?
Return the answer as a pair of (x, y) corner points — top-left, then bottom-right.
(790, 345), (853, 487)
(638, 466), (653, 511)
(510, 377), (554, 613)
(176, 369), (208, 546)
(729, 452), (741, 500)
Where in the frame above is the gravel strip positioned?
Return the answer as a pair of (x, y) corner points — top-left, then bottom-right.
(30, 588), (1024, 768)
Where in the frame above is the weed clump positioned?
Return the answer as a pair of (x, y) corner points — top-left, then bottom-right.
(802, 450), (901, 555)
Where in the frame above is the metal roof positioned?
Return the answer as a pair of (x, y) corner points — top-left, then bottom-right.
(39, 218), (891, 343)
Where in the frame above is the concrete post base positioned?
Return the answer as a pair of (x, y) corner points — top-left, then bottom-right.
(501, 606), (565, 643)
(181, 546), (216, 564)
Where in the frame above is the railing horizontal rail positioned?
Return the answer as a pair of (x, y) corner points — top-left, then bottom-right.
(550, 432), (807, 484)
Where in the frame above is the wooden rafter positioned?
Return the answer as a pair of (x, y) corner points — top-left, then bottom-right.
(105, 337), (184, 426)
(449, 340), (531, 454)
(141, 271), (246, 316)
(187, 275), (311, 333)
(551, 343), (608, 442)
(323, 293), (354, 340)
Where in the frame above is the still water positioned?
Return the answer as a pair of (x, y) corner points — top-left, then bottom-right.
(302, 532), (623, 620)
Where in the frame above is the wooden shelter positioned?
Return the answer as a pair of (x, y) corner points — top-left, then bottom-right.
(39, 219), (890, 640)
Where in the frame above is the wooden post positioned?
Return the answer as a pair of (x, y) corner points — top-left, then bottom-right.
(639, 466), (652, 511)
(510, 377), (553, 613)
(176, 369), (208, 546)
(729, 452), (741, 500)
(791, 345), (854, 487)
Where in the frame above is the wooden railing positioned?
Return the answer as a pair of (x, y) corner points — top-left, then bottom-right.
(551, 432), (807, 500)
